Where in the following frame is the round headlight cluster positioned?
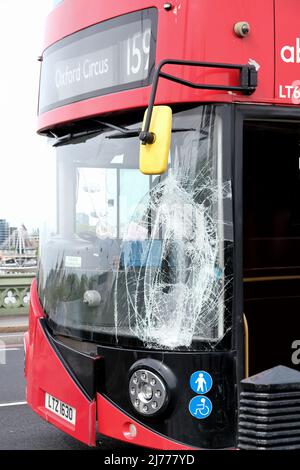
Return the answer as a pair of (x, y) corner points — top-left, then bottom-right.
(129, 368), (167, 416)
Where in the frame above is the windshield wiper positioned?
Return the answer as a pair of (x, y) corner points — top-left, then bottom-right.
(52, 119), (138, 146)
(51, 116), (197, 146)
(107, 127), (196, 139)
(52, 129), (103, 147)
(93, 119), (137, 135)
(94, 117), (197, 139)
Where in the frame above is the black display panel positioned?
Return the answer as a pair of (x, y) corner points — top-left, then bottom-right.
(39, 9), (157, 114)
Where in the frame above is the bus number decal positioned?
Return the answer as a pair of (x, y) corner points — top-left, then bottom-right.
(278, 80), (300, 104)
(127, 28), (151, 77)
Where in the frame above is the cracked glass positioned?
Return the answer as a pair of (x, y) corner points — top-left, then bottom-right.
(38, 105), (233, 350)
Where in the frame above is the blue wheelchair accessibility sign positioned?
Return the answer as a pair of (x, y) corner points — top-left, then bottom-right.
(189, 396), (213, 419)
(190, 370), (213, 394)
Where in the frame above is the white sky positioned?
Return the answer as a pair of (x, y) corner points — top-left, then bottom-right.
(0, 0), (53, 230)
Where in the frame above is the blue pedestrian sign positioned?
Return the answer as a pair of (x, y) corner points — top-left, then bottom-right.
(190, 370), (213, 394)
(189, 396), (213, 419)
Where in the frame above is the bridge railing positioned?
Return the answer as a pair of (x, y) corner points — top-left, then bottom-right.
(0, 273), (35, 316)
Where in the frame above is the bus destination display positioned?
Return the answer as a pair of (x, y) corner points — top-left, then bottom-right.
(39, 9), (157, 113)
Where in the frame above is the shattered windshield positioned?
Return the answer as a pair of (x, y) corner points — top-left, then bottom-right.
(38, 105), (233, 350)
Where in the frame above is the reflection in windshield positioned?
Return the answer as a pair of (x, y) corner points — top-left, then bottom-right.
(38, 105), (233, 350)
(75, 167), (149, 239)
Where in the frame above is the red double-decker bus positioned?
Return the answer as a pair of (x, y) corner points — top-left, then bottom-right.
(25, 0), (300, 450)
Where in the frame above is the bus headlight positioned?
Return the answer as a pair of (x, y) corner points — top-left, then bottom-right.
(129, 369), (167, 416)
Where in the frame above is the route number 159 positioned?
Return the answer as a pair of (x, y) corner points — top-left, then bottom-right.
(127, 28), (151, 77)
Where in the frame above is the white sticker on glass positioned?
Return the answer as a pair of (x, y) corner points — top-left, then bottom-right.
(65, 256), (82, 268)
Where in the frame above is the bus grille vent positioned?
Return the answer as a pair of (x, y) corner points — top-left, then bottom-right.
(238, 365), (300, 450)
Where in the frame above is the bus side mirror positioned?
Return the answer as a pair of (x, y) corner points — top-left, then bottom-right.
(139, 106), (172, 175)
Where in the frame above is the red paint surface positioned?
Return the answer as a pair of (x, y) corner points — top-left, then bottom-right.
(275, 0), (300, 104)
(25, 280), (96, 447)
(97, 393), (196, 450)
(37, 0), (300, 132)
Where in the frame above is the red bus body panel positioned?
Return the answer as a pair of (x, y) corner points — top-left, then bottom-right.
(25, 280), (96, 447)
(97, 394), (196, 450)
(38, 0), (300, 131)
(37, 0), (300, 133)
(275, 0), (300, 104)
